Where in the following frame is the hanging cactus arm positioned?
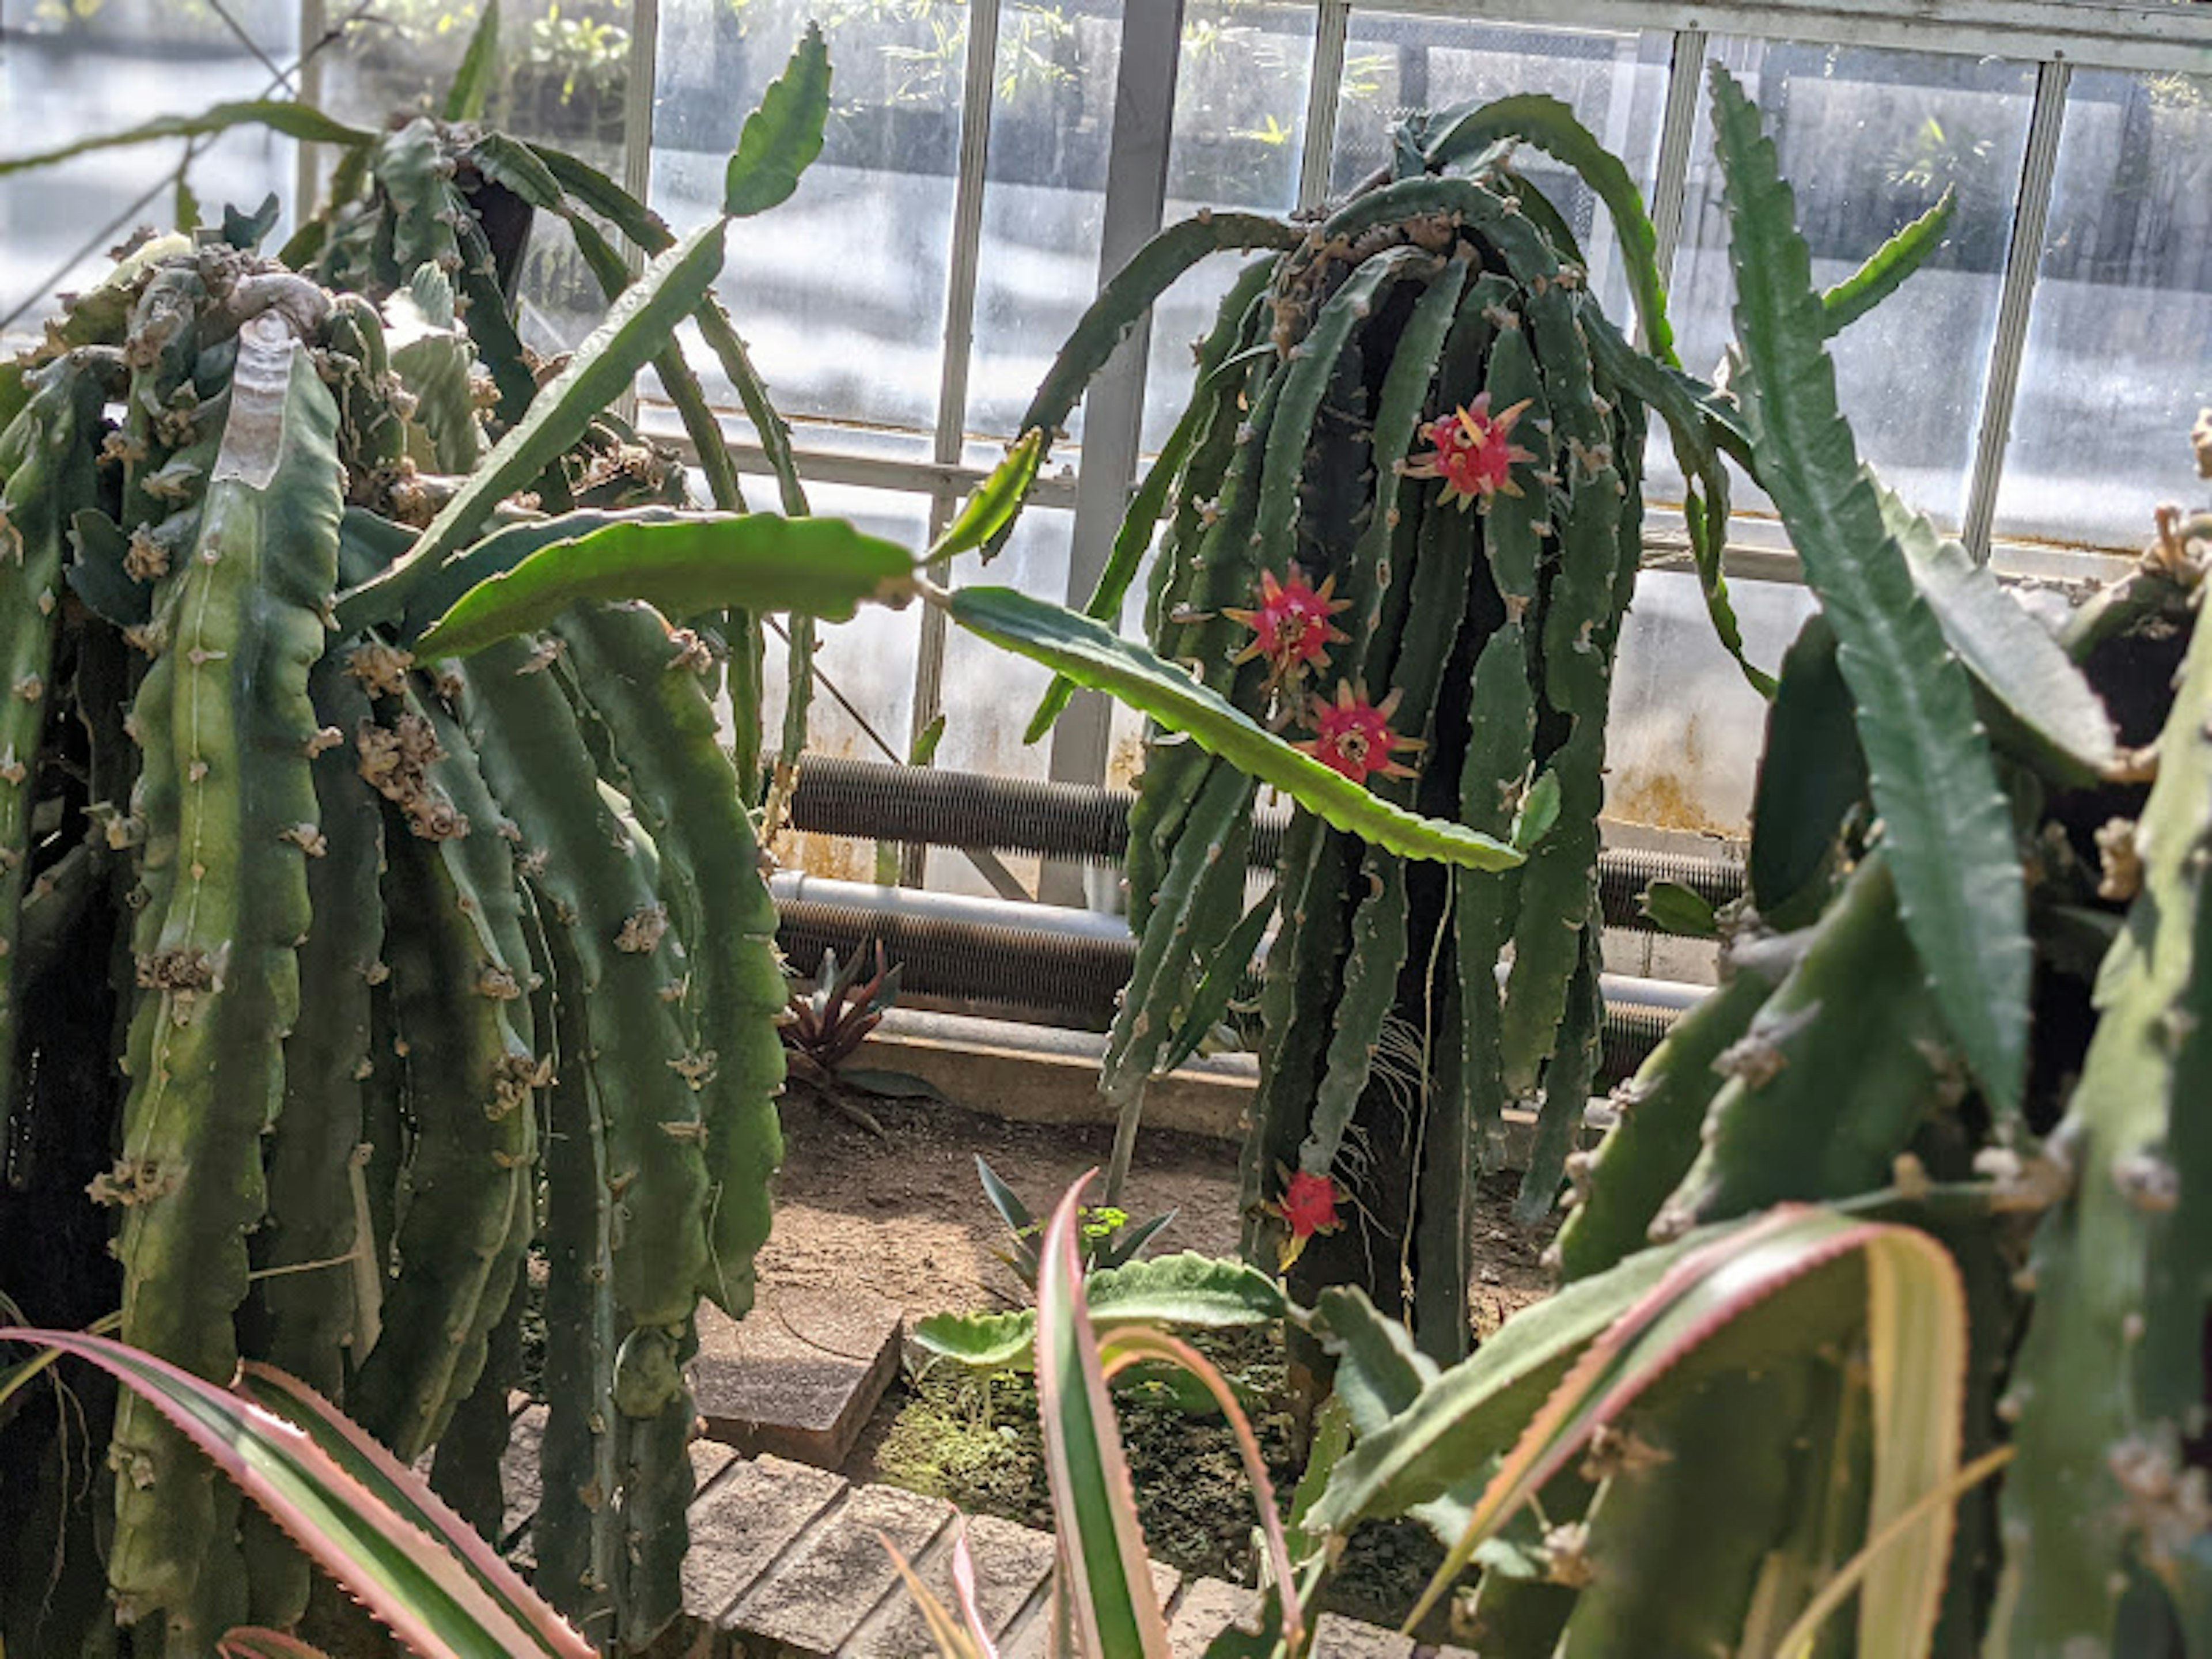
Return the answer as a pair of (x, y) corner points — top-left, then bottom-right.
(442, 0), (501, 122)
(930, 428), (1045, 563)
(1820, 188), (1956, 337)
(109, 315), (342, 1641)
(336, 218), (735, 631)
(407, 512), (918, 658)
(724, 22), (832, 217)
(1420, 93), (1677, 367)
(938, 586), (1522, 870)
(1710, 64), (2031, 1118)
(0, 101), (374, 177)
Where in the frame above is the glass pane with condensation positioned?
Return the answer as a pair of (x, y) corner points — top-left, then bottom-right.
(1328, 14), (1669, 334)
(965, 0), (1125, 441)
(1, 0), (298, 334)
(1605, 569), (1815, 841)
(753, 480), (932, 882)
(654, 0), (963, 437)
(1667, 39), (2035, 531)
(1996, 70), (2212, 550)
(1141, 0), (1318, 453)
(926, 505), (1076, 897)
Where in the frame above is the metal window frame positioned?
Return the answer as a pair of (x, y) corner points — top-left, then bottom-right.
(253, 0), (2212, 828)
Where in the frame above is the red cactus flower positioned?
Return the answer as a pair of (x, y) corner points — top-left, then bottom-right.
(1259, 1167), (1345, 1271)
(1224, 567), (1351, 690)
(1402, 392), (1535, 510)
(1297, 681), (1422, 785)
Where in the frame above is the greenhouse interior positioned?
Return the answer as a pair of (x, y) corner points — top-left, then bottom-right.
(1, 0), (2209, 1654)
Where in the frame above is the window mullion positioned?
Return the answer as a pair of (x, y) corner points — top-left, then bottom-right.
(1962, 58), (2069, 562)
(1298, 0), (1352, 209)
(903, 0), (1006, 887)
(1646, 25), (1704, 323)
(296, 0), (326, 219)
(1038, 0), (1191, 907)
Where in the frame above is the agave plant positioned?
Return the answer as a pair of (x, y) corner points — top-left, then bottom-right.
(974, 1154), (1176, 1291)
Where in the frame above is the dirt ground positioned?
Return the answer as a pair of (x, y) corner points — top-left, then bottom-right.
(757, 1083), (1559, 1343)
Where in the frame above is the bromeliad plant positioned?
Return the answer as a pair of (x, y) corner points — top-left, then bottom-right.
(777, 941), (947, 1135)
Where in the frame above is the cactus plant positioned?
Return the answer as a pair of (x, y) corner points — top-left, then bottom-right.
(0, 28), (851, 1655)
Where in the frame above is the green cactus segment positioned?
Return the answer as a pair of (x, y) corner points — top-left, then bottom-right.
(1555, 1365), (1816, 1655)
(349, 686), (537, 1465)
(1872, 482), (2119, 783)
(612, 1322), (698, 1645)
(1660, 857), (1946, 1235)
(1032, 259), (1278, 744)
(1820, 188), (1956, 337)
(1497, 714), (1603, 1100)
(554, 603), (787, 1320)
(0, 99), (373, 177)
(1711, 63), (2030, 1118)
(340, 217), (735, 628)
(943, 588), (1524, 871)
(1156, 887), (1277, 1078)
(1993, 548), (2212, 1652)
(385, 265), (485, 475)
(1456, 621), (1537, 1174)
(457, 641), (709, 1331)
(533, 908), (624, 1638)
(1749, 613), (1867, 931)
(1422, 94), (1676, 367)
(432, 1290), (524, 1541)
(1551, 967), (1772, 1284)
(257, 655), (384, 1405)
(1301, 854), (1410, 1177)
(409, 510), (916, 658)
(722, 22), (832, 217)
(0, 359), (107, 1123)
(108, 321), (340, 1637)
(1516, 924), (1601, 1225)
(1005, 209), (1300, 503)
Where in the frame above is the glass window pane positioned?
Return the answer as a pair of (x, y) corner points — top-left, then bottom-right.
(1605, 569), (1816, 839)
(654, 0), (964, 435)
(1328, 15), (1670, 332)
(319, 2), (627, 158)
(1141, 0), (1317, 452)
(756, 480), (931, 880)
(966, 0), (1124, 441)
(1996, 70), (2212, 548)
(1666, 40), (2035, 531)
(2, 1), (298, 330)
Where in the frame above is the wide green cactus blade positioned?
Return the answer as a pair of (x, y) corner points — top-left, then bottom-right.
(724, 23), (831, 217)
(1710, 64), (2031, 1118)
(944, 586), (1525, 870)
(1421, 93), (1677, 366)
(408, 510), (916, 657)
(1749, 612), (1868, 929)
(338, 218), (735, 630)
(1820, 189), (1955, 337)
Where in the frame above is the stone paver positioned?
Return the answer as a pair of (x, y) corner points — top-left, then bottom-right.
(1166, 1576), (1263, 1657)
(694, 1290), (904, 1468)
(840, 1512), (1056, 1658)
(998, 1560), (1182, 1659)
(729, 1482), (955, 1654)
(499, 1403), (547, 1556)
(1310, 1610), (1415, 1658)
(683, 1455), (849, 1625)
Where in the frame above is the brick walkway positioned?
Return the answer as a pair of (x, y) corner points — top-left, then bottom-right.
(495, 1403), (1471, 1657)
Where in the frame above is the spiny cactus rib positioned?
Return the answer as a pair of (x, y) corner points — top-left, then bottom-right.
(1992, 529), (2212, 1650)
(386, 266), (486, 475)
(339, 218), (735, 630)
(1456, 619), (1538, 1176)
(348, 684), (538, 1465)
(1657, 856), (1949, 1236)
(612, 1323), (700, 1645)
(1301, 852), (1410, 1180)
(431, 1290), (524, 1541)
(532, 906), (624, 1638)
(456, 641), (709, 1331)
(554, 603), (787, 1319)
(109, 317), (340, 1638)
(1516, 923), (1602, 1226)
(256, 654), (383, 1411)
(1710, 63), (2030, 1118)
(1551, 965), (1772, 1284)
(0, 358), (108, 1128)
